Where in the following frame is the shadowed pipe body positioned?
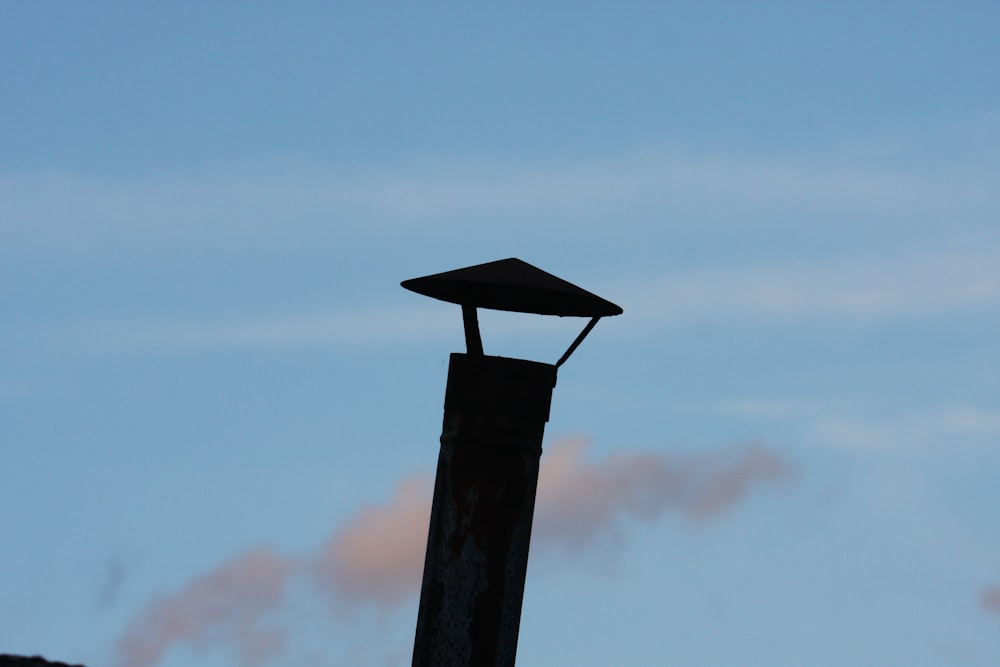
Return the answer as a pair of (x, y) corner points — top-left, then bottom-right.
(412, 353), (556, 667)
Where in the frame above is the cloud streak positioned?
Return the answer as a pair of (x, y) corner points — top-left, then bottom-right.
(114, 439), (793, 667)
(715, 399), (1000, 453)
(3, 128), (997, 254)
(313, 475), (433, 607)
(97, 558), (127, 613)
(981, 586), (1000, 616)
(533, 438), (790, 545)
(42, 242), (1000, 355)
(66, 303), (457, 352)
(116, 548), (294, 667)
(808, 407), (1000, 452)
(614, 245), (1000, 333)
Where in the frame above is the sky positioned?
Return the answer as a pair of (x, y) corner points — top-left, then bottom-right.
(1, 2), (999, 666)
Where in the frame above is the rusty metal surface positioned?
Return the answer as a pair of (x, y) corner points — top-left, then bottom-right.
(412, 354), (555, 667)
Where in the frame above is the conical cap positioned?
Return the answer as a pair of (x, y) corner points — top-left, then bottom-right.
(402, 258), (622, 317)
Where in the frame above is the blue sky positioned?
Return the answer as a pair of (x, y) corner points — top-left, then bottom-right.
(2, 3), (999, 666)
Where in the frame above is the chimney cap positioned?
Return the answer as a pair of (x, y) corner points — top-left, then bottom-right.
(402, 258), (623, 317)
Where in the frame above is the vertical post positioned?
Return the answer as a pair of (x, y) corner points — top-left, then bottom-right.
(412, 353), (556, 667)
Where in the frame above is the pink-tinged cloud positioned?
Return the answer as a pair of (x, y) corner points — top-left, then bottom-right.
(115, 547), (293, 667)
(311, 440), (792, 604)
(981, 586), (1000, 615)
(533, 438), (792, 545)
(115, 439), (793, 666)
(313, 475), (433, 607)
(678, 442), (792, 517)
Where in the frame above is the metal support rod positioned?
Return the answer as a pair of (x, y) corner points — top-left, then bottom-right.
(555, 316), (600, 368)
(412, 353), (557, 667)
(462, 304), (484, 357)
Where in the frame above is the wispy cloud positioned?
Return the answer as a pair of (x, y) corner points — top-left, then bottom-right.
(614, 245), (1000, 333)
(114, 439), (793, 667)
(97, 558), (127, 613)
(809, 407), (1000, 452)
(716, 397), (824, 419)
(715, 398), (1000, 453)
(116, 548), (294, 667)
(2, 128), (996, 254)
(981, 586), (1000, 616)
(40, 241), (1000, 354)
(67, 303), (456, 351)
(533, 438), (791, 546)
(313, 475), (433, 607)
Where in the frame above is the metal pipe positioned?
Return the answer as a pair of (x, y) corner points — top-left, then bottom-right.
(412, 353), (556, 667)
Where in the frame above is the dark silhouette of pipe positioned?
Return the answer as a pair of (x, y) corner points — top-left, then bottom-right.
(403, 258), (621, 667)
(412, 352), (554, 666)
